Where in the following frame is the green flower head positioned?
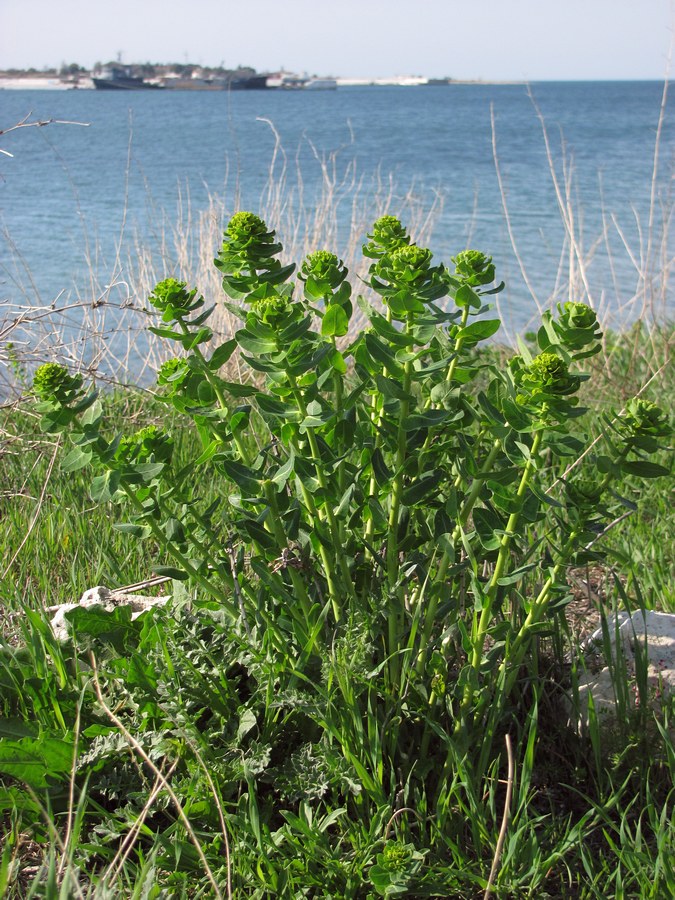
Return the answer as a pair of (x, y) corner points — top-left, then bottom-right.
(388, 244), (433, 281)
(372, 216), (408, 243)
(116, 425), (173, 466)
(33, 363), (84, 403)
(528, 352), (569, 385)
(300, 250), (347, 291)
(218, 212), (283, 278)
(157, 357), (189, 388)
(363, 216), (410, 258)
(148, 278), (193, 313)
(225, 211), (269, 243)
(621, 398), (671, 439)
(252, 293), (295, 326)
(561, 301), (598, 330)
(515, 352), (581, 413)
(381, 842), (413, 871)
(566, 476), (604, 511)
(453, 249), (495, 285)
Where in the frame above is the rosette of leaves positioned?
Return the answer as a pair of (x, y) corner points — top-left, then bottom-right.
(371, 243), (448, 320)
(299, 250), (352, 338)
(369, 841), (427, 896)
(533, 300), (603, 362)
(115, 425), (174, 466)
(448, 249), (504, 312)
(215, 211), (295, 300)
(362, 214), (411, 260)
(146, 278), (221, 357)
(511, 351), (583, 424)
(32, 362), (84, 404)
(31, 362), (97, 437)
(452, 249), (496, 286)
(600, 398), (673, 480)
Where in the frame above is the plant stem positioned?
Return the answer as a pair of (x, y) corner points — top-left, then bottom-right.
(416, 438), (501, 675)
(286, 373), (354, 617)
(386, 315), (415, 686)
(459, 427), (544, 719)
(262, 480), (314, 622)
(179, 319), (251, 464)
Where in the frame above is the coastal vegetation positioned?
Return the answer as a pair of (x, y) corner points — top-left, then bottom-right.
(0, 204), (673, 897)
(1, 81), (673, 895)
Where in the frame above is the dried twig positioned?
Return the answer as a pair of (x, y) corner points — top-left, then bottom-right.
(484, 733), (515, 899)
(0, 113), (89, 157)
(89, 653), (224, 899)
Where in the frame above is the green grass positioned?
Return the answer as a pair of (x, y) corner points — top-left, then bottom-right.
(0, 324), (672, 899)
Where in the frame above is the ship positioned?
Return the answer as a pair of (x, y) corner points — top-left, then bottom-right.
(92, 65), (164, 90)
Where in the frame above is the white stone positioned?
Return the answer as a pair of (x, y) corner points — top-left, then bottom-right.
(571, 610), (675, 735)
(48, 586), (168, 641)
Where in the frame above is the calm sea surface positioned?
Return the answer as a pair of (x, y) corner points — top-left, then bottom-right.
(1, 82), (673, 348)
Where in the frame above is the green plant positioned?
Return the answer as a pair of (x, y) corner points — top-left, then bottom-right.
(12, 213), (673, 893)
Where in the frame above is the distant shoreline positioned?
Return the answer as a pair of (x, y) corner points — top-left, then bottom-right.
(1, 70), (667, 92)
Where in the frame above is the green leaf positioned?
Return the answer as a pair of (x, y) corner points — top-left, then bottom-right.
(371, 448), (393, 485)
(404, 410), (450, 431)
(65, 604), (139, 651)
(497, 563), (538, 585)
(208, 339), (237, 370)
(236, 328), (278, 355)
(376, 375), (410, 401)
(0, 719), (39, 740)
(456, 318), (501, 342)
(364, 333), (404, 376)
(501, 397), (532, 431)
(0, 736), (74, 788)
(367, 311), (416, 347)
(272, 450), (295, 491)
(321, 304), (349, 337)
(90, 469), (121, 503)
(180, 327), (213, 350)
(329, 348), (347, 374)
(622, 460), (670, 478)
(402, 471), (445, 506)
(153, 565), (190, 581)
(61, 446), (93, 472)
(148, 326), (183, 341)
(113, 522), (152, 538)
(473, 507), (504, 550)
(454, 284), (481, 309)
(237, 709), (257, 741)
(334, 482), (356, 517)
(217, 458), (261, 495)
(131, 462), (165, 482)
(80, 397), (103, 427)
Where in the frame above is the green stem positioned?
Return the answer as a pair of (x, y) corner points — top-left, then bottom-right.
(497, 530), (579, 696)
(123, 487), (233, 612)
(179, 319), (251, 464)
(415, 437), (502, 675)
(262, 480), (314, 622)
(386, 316), (415, 686)
(422, 303), (470, 412)
(287, 374), (354, 618)
(492, 447), (629, 704)
(364, 392), (384, 557)
(459, 427), (544, 719)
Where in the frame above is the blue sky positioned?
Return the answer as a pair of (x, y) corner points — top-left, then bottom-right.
(1, 0), (673, 80)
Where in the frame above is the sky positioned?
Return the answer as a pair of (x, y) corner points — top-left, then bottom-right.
(1, 0), (674, 81)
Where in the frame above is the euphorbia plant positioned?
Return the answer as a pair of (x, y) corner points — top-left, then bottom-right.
(31, 213), (671, 843)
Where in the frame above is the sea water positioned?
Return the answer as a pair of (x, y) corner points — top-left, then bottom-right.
(0, 82), (673, 357)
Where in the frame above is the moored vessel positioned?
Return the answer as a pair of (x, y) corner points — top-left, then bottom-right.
(92, 66), (164, 90)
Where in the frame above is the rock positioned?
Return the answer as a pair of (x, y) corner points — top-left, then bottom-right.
(570, 610), (675, 737)
(48, 585), (169, 641)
